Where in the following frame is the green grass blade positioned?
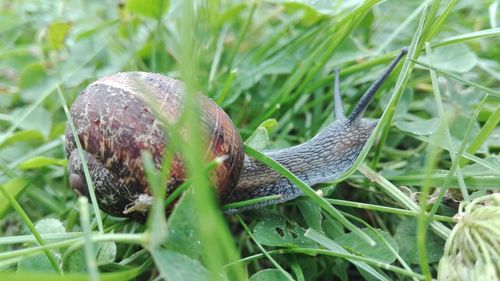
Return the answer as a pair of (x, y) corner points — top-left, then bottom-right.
(358, 164), (451, 239)
(425, 43), (470, 202)
(56, 85), (104, 233)
(432, 27), (500, 48)
(411, 59), (500, 98)
(326, 199), (453, 222)
(78, 197), (99, 281)
(416, 124), (441, 281)
(0, 183), (61, 274)
(461, 104), (500, 166)
(370, 0), (429, 167)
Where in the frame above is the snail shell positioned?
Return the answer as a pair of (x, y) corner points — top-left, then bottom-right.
(65, 72), (243, 221)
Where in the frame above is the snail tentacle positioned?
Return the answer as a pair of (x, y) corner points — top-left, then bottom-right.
(333, 68), (345, 121)
(348, 48), (408, 121)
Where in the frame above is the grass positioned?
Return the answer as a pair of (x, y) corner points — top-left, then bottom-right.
(1, 0), (499, 280)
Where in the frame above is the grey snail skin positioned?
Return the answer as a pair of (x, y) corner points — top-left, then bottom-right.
(65, 48), (408, 222)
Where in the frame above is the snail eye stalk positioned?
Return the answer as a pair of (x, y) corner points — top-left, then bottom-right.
(347, 47), (408, 122)
(333, 68), (345, 121)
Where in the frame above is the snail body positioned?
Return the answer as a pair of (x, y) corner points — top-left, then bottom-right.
(65, 49), (407, 221)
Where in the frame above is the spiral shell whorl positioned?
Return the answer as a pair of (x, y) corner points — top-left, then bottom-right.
(65, 72), (243, 220)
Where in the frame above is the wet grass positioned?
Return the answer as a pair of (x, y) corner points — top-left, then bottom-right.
(0, 0), (499, 280)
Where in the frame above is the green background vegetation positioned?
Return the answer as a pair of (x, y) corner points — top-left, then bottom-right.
(0, 0), (499, 280)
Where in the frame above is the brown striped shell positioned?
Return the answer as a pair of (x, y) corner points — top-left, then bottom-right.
(65, 72), (243, 222)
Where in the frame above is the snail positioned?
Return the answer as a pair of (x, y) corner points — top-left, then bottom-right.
(65, 48), (408, 222)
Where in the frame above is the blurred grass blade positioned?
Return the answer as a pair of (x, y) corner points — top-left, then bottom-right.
(411, 136), (500, 174)
(427, 0), (458, 40)
(425, 43), (470, 202)
(0, 182), (61, 273)
(178, 2), (246, 280)
(416, 114), (442, 280)
(0, 178), (29, 218)
(433, 27), (500, 48)
(0, 268), (144, 281)
(425, 95), (487, 228)
(369, 0), (428, 168)
(376, 1), (426, 53)
(461, 104), (500, 166)
(78, 197), (99, 281)
(143, 152), (169, 248)
(411, 59), (500, 98)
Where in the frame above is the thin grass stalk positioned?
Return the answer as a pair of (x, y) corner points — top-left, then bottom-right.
(0, 184), (61, 273)
(236, 215), (295, 281)
(56, 85), (104, 233)
(425, 43), (470, 202)
(417, 136), (442, 281)
(78, 197), (100, 281)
